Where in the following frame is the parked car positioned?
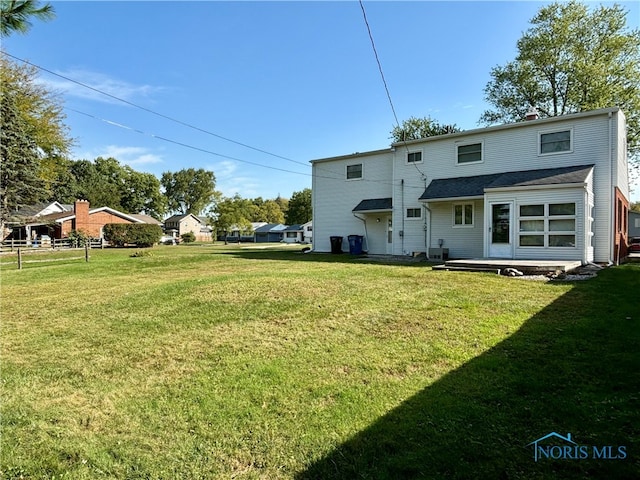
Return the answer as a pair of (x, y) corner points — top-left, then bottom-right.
(159, 235), (176, 245)
(629, 237), (640, 253)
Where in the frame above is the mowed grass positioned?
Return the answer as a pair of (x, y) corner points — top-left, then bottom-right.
(1, 245), (638, 479)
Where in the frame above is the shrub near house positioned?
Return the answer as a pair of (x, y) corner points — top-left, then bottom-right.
(104, 224), (162, 247)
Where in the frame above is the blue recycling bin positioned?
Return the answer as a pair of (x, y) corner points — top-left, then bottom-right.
(348, 235), (364, 255)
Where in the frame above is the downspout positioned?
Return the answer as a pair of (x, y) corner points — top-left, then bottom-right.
(401, 179), (405, 254)
(608, 111), (615, 265)
(423, 204), (432, 259)
(352, 213), (368, 252)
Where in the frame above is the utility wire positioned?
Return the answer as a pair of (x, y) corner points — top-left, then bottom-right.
(358, 1), (427, 178)
(66, 106), (418, 190)
(5, 51), (424, 191)
(4, 51), (310, 169)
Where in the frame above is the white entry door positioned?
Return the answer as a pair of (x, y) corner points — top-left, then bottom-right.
(386, 216), (393, 255)
(489, 202), (513, 258)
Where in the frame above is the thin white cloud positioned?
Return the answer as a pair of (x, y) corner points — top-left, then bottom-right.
(210, 160), (261, 197)
(74, 145), (164, 167)
(39, 68), (165, 104)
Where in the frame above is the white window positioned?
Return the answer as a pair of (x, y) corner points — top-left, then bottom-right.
(539, 129), (572, 155)
(519, 202), (576, 248)
(407, 151), (423, 164)
(406, 208), (422, 219)
(457, 142), (483, 164)
(453, 203), (474, 227)
(346, 163), (362, 180)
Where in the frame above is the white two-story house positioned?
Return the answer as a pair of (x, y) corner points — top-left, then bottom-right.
(311, 108), (630, 264)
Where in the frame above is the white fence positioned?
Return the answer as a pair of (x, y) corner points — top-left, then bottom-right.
(0, 237), (104, 254)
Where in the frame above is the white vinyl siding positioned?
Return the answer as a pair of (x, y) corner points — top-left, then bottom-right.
(429, 201), (484, 259)
(312, 150), (392, 254)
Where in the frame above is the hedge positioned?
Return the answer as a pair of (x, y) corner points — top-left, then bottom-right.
(103, 223), (162, 247)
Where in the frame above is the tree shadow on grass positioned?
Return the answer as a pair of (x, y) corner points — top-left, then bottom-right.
(297, 265), (640, 479)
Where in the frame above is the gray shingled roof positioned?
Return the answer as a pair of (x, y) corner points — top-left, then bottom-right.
(352, 197), (393, 212)
(419, 165), (594, 201)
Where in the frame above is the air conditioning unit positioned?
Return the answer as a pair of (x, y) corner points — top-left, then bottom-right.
(429, 248), (449, 261)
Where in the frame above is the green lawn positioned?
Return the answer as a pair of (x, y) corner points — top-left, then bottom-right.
(1, 245), (638, 479)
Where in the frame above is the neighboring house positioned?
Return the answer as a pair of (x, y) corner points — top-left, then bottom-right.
(8, 200), (144, 241)
(629, 211), (640, 238)
(130, 213), (163, 226)
(282, 224), (304, 243)
(282, 222), (313, 244)
(302, 221), (313, 244)
(254, 223), (286, 243)
(164, 213), (211, 242)
(311, 107), (630, 263)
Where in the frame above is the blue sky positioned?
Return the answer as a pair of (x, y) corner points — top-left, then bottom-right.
(4, 0), (639, 201)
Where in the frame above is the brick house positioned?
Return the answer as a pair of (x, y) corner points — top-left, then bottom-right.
(10, 200), (144, 242)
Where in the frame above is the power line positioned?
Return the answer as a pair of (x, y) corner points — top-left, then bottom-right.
(5, 51), (424, 192)
(4, 51), (311, 169)
(66, 107), (312, 177)
(358, 1), (426, 178)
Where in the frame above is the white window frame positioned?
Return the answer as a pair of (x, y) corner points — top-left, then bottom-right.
(453, 203), (474, 227)
(346, 163), (363, 180)
(518, 202), (577, 248)
(538, 128), (573, 156)
(406, 207), (422, 220)
(406, 150), (423, 165)
(456, 141), (483, 165)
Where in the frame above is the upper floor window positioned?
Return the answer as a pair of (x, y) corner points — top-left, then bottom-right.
(406, 208), (422, 219)
(407, 151), (422, 164)
(346, 163), (363, 180)
(539, 129), (572, 155)
(457, 142), (482, 164)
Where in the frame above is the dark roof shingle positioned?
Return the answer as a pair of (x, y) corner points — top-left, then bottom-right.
(352, 198), (393, 212)
(420, 165), (594, 201)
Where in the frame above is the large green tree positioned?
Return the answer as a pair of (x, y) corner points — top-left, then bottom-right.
(481, 1), (640, 159)
(0, 54), (71, 228)
(161, 168), (216, 215)
(59, 157), (166, 219)
(0, 0), (54, 37)
(0, 81), (47, 227)
(209, 194), (253, 244)
(390, 116), (460, 143)
(285, 188), (312, 225)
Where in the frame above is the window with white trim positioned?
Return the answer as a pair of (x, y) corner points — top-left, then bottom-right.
(407, 151), (422, 164)
(457, 142), (482, 164)
(518, 202), (576, 247)
(453, 203), (474, 227)
(346, 163), (362, 180)
(539, 129), (572, 155)
(406, 207), (422, 219)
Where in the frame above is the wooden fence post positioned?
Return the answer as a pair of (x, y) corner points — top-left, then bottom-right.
(17, 248), (22, 270)
(85, 243), (90, 262)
